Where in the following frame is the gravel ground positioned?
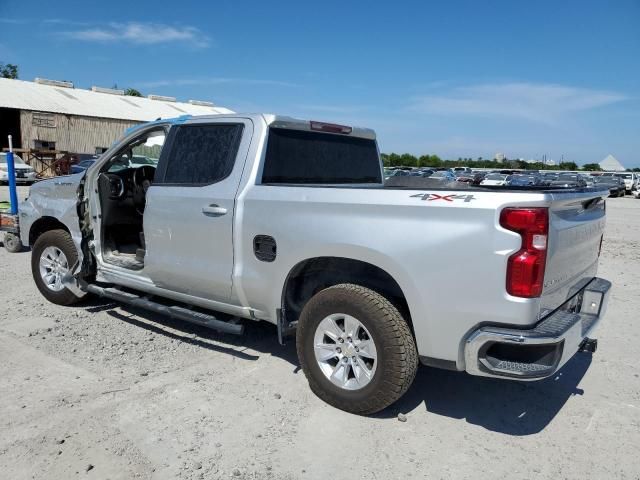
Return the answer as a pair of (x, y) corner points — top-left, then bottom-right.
(1, 185), (639, 480)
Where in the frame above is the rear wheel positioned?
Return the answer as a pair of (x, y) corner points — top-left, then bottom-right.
(31, 229), (82, 305)
(297, 283), (418, 415)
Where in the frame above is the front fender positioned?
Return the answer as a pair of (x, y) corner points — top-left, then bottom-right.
(19, 176), (84, 263)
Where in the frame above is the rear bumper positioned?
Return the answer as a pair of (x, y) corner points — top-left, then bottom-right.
(464, 277), (611, 380)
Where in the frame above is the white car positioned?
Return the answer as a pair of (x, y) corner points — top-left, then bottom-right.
(614, 172), (637, 194)
(480, 173), (511, 186)
(0, 153), (37, 184)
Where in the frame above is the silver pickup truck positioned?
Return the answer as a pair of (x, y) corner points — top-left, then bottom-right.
(19, 114), (611, 414)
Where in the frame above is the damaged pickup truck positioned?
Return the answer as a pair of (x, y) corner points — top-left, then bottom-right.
(19, 114), (611, 414)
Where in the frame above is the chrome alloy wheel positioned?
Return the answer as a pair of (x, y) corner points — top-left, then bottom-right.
(39, 246), (69, 292)
(313, 313), (378, 390)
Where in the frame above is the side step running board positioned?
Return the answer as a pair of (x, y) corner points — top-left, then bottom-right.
(84, 284), (244, 335)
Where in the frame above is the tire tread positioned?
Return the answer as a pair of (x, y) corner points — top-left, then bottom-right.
(297, 283), (418, 415)
(31, 229), (81, 306)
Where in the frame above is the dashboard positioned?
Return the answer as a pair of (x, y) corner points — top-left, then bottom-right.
(101, 165), (156, 211)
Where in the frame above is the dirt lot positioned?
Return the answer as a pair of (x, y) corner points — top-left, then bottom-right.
(1, 185), (639, 480)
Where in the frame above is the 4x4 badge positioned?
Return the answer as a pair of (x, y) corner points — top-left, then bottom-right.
(410, 193), (476, 203)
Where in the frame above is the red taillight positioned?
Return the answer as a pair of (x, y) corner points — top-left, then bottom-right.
(500, 207), (549, 298)
(310, 121), (352, 134)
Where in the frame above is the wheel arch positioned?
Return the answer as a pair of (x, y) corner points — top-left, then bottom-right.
(281, 256), (414, 334)
(28, 216), (70, 246)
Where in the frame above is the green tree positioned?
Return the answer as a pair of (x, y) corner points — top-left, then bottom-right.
(124, 88), (143, 97)
(511, 159), (529, 170)
(399, 153), (418, 167)
(559, 161), (579, 171)
(529, 162), (546, 170)
(581, 163), (602, 171)
(0, 63), (18, 79)
(386, 153), (402, 167)
(418, 154), (442, 167)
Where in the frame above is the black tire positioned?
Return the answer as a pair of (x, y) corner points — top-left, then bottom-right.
(3, 232), (24, 253)
(296, 283), (418, 415)
(31, 229), (82, 306)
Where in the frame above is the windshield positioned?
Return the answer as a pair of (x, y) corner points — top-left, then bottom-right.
(615, 173), (632, 179)
(131, 155), (158, 165)
(0, 153), (26, 164)
(431, 171), (450, 178)
(557, 174), (578, 180)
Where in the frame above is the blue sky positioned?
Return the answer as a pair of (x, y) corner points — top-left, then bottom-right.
(1, 0), (639, 166)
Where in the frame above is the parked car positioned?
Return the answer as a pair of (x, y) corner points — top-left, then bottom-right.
(21, 114), (610, 415)
(549, 173), (588, 188)
(614, 172), (637, 194)
(507, 174), (541, 187)
(70, 158), (98, 174)
(539, 172), (559, 185)
(594, 176), (625, 197)
(480, 173), (511, 186)
(407, 168), (435, 178)
(454, 171), (475, 183)
(429, 170), (457, 182)
(384, 168), (410, 180)
(0, 152), (37, 184)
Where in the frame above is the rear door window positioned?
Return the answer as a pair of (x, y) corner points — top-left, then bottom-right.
(156, 124), (244, 186)
(262, 128), (381, 184)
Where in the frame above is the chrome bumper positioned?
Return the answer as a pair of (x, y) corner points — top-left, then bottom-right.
(464, 277), (611, 380)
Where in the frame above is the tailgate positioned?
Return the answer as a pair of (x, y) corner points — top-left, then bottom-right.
(541, 190), (607, 313)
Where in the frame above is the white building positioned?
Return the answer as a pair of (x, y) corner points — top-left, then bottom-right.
(494, 152), (505, 163)
(0, 77), (233, 154)
(599, 154), (626, 172)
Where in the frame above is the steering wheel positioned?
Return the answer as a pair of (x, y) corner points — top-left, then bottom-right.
(103, 173), (125, 200)
(133, 165), (156, 193)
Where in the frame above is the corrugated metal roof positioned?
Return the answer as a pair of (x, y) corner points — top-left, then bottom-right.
(0, 78), (234, 121)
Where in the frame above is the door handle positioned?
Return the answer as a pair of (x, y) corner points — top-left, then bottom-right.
(202, 204), (228, 217)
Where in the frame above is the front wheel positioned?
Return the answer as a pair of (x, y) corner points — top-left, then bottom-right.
(31, 229), (83, 305)
(3, 232), (24, 253)
(297, 283), (418, 415)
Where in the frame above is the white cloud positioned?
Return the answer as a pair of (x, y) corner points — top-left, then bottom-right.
(64, 22), (210, 47)
(409, 82), (627, 124)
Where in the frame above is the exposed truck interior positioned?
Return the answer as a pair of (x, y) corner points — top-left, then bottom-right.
(97, 128), (165, 270)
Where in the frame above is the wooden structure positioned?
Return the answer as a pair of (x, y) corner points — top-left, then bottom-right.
(1, 148), (76, 177)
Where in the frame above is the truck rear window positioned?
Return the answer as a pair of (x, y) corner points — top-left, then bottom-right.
(262, 128), (382, 184)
